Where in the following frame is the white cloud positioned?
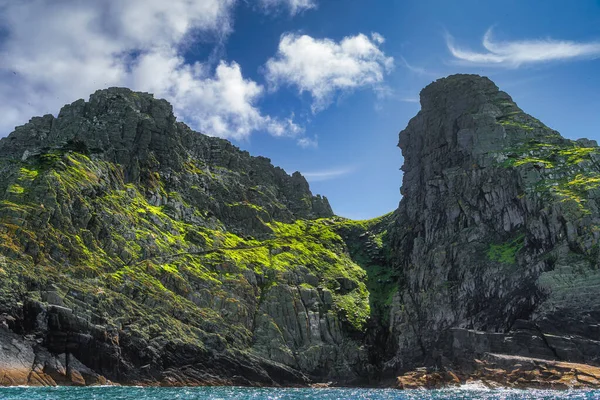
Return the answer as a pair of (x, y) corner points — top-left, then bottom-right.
(265, 32), (394, 112)
(399, 97), (419, 103)
(259, 0), (317, 15)
(301, 166), (355, 182)
(130, 54), (301, 140)
(0, 0), (299, 140)
(447, 28), (600, 68)
(371, 32), (385, 45)
(399, 56), (439, 77)
(296, 135), (318, 148)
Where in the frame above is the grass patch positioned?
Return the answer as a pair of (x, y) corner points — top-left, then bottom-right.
(487, 234), (525, 264)
(7, 184), (25, 195)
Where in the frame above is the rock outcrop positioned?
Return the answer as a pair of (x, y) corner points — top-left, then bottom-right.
(396, 353), (600, 390)
(0, 88), (370, 386)
(385, 74), (600, 385)
(2, 75), (600, 389)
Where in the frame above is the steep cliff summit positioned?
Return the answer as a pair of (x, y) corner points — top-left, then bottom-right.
(388, 74), (600, 381)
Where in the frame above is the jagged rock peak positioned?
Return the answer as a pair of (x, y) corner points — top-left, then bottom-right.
(389, 73), (600, 377)
(398, 74), (566, 181)
(0, 87), (333, 221)
(418, 74), (512, 114)
(0, 87), (180, 160)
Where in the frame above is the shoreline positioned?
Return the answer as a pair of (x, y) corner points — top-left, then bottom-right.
(0, 382), (598, 392)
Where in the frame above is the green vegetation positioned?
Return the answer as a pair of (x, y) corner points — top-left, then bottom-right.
(0, 148), (381, 351)
(268, 219), (371, 330)
(333, 213), (397, 324)
(499, 119), (534, 131)
(500, 138), (600, 212)
(227, 201), (267, 213)
(487, 234), (525, 264)
(7, 184), (25, 194)
(19, 167), (39, 181)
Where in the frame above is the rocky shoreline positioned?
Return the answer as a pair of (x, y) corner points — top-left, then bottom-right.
(3, 323), (600, 390)
(397, 353), (600, 390)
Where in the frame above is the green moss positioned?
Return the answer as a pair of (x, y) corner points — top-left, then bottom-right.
(0, 200), (35, 212)
(266, 219), (371, 330)
(499, 119), (534, 131)
(7, 184), (25, 194)
(38, 152), (62, 167)
(511, 158), (554, 169)
(19, 167), (39, 181)
(332, 213), (397, 324)
(500, 139), (600, 213)
(487, 235), (525, 264)
(227, 201), (266, 212)
(565, 173), (600, 190)
(548, 173), (600, 213)
(558, 147), (597, 164)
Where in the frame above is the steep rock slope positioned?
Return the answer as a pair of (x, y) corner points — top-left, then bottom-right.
(386, 74), (600, 375)
(0, 88), (374, 386)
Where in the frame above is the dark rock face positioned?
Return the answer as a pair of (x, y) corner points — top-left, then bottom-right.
(0, 88), (374, 386)
(0, 88), (332, 232)
(386, 74), (600, 376)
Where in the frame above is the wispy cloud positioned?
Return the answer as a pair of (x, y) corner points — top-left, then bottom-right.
(301, 166), (355, 182)
(447, 28), (600, 68)
(373, 86), (419, 105)
(399, 96), (419, 103)
(400, 56), (436, 77)
(259, 0), (317, 15)
(297, 135), (318, 148)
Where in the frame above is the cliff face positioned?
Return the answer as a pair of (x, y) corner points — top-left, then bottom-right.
(2, 76), (600, 388)
(387, 74), (600, 374)
(0, 88), (375, 386)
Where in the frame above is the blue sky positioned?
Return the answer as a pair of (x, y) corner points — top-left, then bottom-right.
(1, 1), (599, 219)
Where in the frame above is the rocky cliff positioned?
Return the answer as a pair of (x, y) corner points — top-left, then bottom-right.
(386, 74), (600, 386)
(1, 75), (600, 389)
(0, 88), (379, 386)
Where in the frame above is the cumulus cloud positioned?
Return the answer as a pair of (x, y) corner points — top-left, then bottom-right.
(301, 166), (355, 182)
(259, 0), (317, 15)
(130, 53), (301, 139)
(265, 33), (394, 112)
(447, 28), (600, 68)
(0, 0), (298, 140)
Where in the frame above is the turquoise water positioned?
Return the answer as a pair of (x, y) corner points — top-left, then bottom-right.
(0, 386), (597, 400)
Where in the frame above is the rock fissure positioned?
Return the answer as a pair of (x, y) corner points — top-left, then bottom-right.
(534, 324), (561, 361)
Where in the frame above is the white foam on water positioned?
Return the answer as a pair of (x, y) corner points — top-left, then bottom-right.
(457, 381), (493, 391)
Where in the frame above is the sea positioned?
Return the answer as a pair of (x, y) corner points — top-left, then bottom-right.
(0, 385), (598, 400)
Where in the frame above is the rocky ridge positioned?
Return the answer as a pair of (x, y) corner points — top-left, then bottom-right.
(0, 88), (381, 386)
(1, 75), (600, 389)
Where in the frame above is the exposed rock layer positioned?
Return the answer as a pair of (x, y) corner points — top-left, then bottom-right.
(396, 353), (600, 390)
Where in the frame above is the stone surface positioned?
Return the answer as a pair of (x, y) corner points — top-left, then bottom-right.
(0, 88), (368, 386)
(397, 353), (600, 390)
(385, 74), (600, 387)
